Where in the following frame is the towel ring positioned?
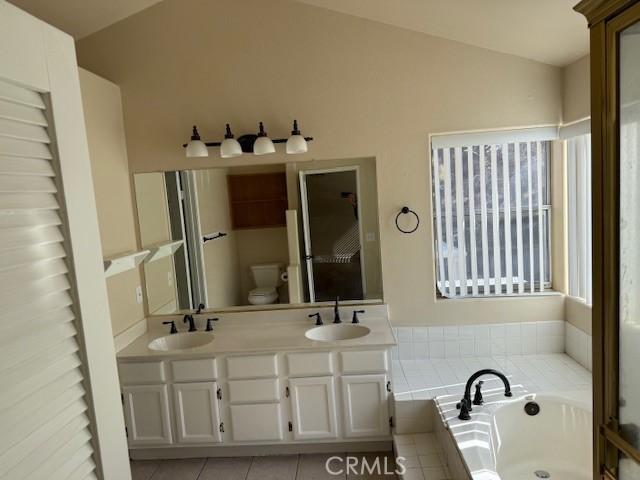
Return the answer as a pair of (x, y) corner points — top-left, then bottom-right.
(395, 206), (420, 234)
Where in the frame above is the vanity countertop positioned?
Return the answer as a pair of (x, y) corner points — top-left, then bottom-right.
(117, 315), (396, 360)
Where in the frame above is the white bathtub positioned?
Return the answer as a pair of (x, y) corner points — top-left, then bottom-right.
(491, 394), (592, 480)
(437, 390), (593, 480)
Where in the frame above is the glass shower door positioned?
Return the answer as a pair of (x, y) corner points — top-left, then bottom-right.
(617, 9), (640, 479)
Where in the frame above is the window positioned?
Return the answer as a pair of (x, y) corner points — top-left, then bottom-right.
(431, 131), (553, 298)
(566, 133), (592, 305)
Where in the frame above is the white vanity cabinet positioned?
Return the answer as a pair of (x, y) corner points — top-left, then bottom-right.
(173, 381), (222, 443)
(118, 347), (392, 452)
(122, 384), (173, 445)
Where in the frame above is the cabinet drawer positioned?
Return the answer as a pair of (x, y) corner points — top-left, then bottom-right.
(229, 404), (283, 442)
(228, 379), (280, 403)
(341, 350), (388, 374)
(119, 361), (165, 385)
(226, 354), (278, 379)
(287, 352), (333, 376)
(171, 359), (217, 382)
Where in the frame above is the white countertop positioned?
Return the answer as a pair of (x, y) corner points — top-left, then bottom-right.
(117, 315), (396, 360)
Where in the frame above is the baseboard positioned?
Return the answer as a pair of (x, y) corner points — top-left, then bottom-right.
(129, 440), (393, 459)
(114, 318), (147, 353)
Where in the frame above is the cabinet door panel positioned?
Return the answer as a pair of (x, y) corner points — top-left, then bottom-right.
(229, 404), (283, 442)
(289, 376), (338, 440)
(173, 382), (222, 443)
(123, 384), (172, 445)
(341, 374), (389, 438)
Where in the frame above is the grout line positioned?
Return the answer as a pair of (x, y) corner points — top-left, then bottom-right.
(195, 457), (207, 480)
(245, 456), (255, 480)
(294, 453), (300, 480)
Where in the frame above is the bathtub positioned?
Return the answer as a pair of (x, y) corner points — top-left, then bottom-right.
(437, 390), (592, 480)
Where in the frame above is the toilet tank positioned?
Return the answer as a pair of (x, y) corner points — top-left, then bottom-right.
(250, 263), (284, 287)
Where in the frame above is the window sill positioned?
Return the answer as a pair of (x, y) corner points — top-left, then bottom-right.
(435, 290), (564, 301)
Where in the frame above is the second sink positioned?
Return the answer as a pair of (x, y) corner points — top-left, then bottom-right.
(148, 332), (214, 352)
(305, 324), (371, 342)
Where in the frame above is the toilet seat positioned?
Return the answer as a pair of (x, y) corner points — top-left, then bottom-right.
(248, 287), (278, 305)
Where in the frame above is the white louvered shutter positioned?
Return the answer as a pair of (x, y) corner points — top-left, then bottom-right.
(0, 79), (97, 479)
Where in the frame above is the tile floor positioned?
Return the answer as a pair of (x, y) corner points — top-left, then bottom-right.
(131, 452), (399, 480)
(391, 353), (591, 401)
(393, 433), (450, 480)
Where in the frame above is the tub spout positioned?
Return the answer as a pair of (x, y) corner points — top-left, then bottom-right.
(456, 369), (513, 421)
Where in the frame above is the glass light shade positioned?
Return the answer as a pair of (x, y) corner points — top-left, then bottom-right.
(286, 134), (308, 154)
(185, 139), (209, 157)
(253, 136), (275, 155)
(220, 137), (242, 158)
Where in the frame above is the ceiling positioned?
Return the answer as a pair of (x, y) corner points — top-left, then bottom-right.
(8, 0), (589, 66)
(294, 0), (589, 66)
(8, 0), (163, 39)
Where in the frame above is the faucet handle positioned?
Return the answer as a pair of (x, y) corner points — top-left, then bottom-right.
(458, 398), (472, 420)
(206, 318), (218, 332)
(162, 321), (178, 334)
(352, 310), (365, 324)
(308, 312), (323, 326)
(473, 381), (484, 406)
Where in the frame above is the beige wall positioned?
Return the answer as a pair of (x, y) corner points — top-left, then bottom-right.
(194, 169), (241, 307)
(79, 68), (145, 336)
(77, 0), (565, 325)
(133, 173), (179, 313)
(563, 55), (590, 124)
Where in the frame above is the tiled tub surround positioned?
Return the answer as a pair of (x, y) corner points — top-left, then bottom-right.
(565, 322), (592, 371)
(391, 321), (565, 361)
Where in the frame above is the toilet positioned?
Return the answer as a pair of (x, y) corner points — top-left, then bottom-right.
(248, 263), (284, 305)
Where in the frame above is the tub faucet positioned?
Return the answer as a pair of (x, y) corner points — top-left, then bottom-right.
(334, 297), (342, 324)
(457, 369), (513, 420)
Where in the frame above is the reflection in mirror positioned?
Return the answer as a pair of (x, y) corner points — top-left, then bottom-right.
(133, 158), (383, 314)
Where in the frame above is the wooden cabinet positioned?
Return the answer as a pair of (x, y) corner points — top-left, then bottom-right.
(341, 374), (389, 438)
(288, 376), (338, 440)
(122, 384), (172, 445)
(227, 172), (287, 229)
(173, 382), (222, 444)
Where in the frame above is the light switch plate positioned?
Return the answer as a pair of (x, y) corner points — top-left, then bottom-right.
(135, 285), (143, 304)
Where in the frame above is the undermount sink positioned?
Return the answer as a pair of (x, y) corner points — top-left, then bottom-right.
(148, 332), (214, 352)
(305, 324), (371, 342)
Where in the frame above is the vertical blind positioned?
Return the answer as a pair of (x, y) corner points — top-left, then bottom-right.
(566, 134), (592, 305)
(0, 79), (97, 479)
(431, 139), (551, 298)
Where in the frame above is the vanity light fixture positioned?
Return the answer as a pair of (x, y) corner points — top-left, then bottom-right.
(219, 124), (242, 158)
(185, 126), (209, 157)
(286, 120), (308, 154)
(182, 120), (313, 158)
(253, 122), (276, 155)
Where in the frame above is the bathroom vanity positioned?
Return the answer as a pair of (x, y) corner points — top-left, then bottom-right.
(117, 307), (396, 458)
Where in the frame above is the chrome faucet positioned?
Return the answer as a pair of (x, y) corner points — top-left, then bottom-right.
(334, 297), (341, 324)
(457, 369), (512, 420)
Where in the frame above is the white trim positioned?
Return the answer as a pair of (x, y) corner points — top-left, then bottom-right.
(559, 118), (591, 139)
(114, 318), (148, 353)
(431, 126), (558, 149)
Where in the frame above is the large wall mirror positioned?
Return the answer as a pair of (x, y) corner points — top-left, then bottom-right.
(133, 158), (383, 314)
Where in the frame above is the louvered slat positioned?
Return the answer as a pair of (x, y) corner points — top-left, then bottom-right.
(0, 225), (63, 251)
(0, 174), (56, 192)
(0, 98), (47, 126)
(0, 156), (55, 176)
(0, 81), (45, 109)
(0, 117), (49, 143)
(0, 78), (95, 480)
